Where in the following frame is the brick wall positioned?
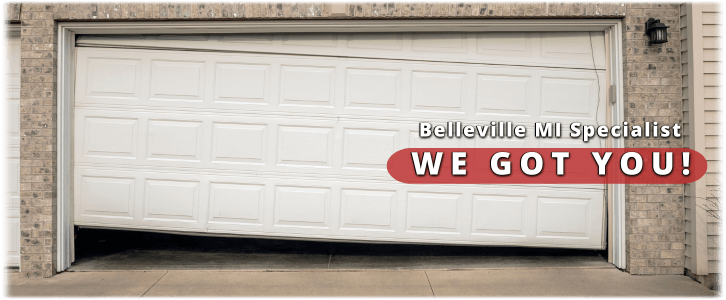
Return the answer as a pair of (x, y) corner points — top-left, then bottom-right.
(6, 2), (684, 278)
(622, 3), (685, 275)
(13, 3), (58, 278)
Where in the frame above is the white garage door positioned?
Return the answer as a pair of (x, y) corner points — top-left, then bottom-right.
(73, 32), (607, 249)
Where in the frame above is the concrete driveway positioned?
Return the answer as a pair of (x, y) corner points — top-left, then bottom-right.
(8, 268), (716, 297)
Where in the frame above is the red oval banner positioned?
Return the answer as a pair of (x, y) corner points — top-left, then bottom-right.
(387, 148), (706, 184)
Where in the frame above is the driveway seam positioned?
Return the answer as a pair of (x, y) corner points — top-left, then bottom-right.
(424, 271), (435, 297)
(141, 270), (168, 297)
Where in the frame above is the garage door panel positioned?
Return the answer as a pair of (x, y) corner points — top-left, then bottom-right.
(477, 32), (533, 57)
(347, 33), (404, 50)
(412, 33), (469, 53)
(74, 108), (604, 189)
(340, 189), (397, 232)
(150, 60), (206, 102)
(208, 182), (265, 226)
(277, 125), (335, 168)
(76, 48), (605, 127)
(343, 128), (401, 170)
(75, 31), (606, 249)
(74, 165), (603, 248)
(75, 108), (406, 176)
(537, 197), (590, 238)
(475, 73), (534, 116)
(75, 168), (209, 231)
(406, 192), (464, 234)
(86, 58), (142, 100)
(215, 63), (270, 104)
(78, 175), (136, 220)
(78, 31), (606, 70)
(535, 191), (603, 240)
(82, 116), (139, 159)
(345, 68), (402, 111)
(137, 174), (208, 230)
(411, 71), (467, 113)
(212, 123), (268, 165)
(540, 71), (604, 121)
(279, 65), (336, 107)
(541, 32), (606, 64)
(471, 194), (528, 237)
(147, 120), (204, 162)
(273, 186), (332, 229)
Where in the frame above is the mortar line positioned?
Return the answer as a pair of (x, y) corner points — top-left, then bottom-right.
(142, 270), (168, 297)
(424, 271), (435, 297)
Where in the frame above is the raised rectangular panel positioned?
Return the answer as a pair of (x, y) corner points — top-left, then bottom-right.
(472, 194), (526, 236)
(215, 63), (269, 104)
(345, 69), (401, 110)
(80, 176), (134, 218)
(212, 123), (266, 165)
(340, 189), (395, 231)
(347, 33), (403, 50)
(209, 183), (264, 225)
(409, 131), (463, 148)
(477, 32), (530, 56)
(274, 186), (330, 228)
(87, 58), (141, 99)
(541, 32), (593, 60)
(477, 74), (531, 116)
(280, 66), (335, 107)
(541, 77), (594, 117)
(150, 60), (205, 101)
(219, 34), (274, 44)
(343, 129), (398, 170)
(406, 192), (461, 234)
(282, 33), (337, 47)
(147, 120), (203, 162)
(83, 117), (138, 159)
(411, 72), (465, 113)
(144, 179), (199, 221)
(413, 33), (466, 53)
(277, 126), (333, 167)
(537, 196), (590, 238)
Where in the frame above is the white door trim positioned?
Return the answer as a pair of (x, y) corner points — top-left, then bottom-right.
(6, 23), (21, 268)
(56, 19), (626, 272)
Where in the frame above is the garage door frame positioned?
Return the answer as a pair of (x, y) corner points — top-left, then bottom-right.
(56, 19), (626, 272)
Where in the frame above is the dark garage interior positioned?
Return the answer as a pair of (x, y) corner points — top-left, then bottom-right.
(69, 227), (611, 271)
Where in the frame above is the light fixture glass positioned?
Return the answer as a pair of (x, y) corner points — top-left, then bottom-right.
(645, 18), (669, 45)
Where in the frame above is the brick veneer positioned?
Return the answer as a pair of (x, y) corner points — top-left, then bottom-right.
(6, 2), (683, 278)
(622, 3), (684, 275)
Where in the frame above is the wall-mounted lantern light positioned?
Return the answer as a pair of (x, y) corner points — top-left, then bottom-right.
(645, 18), (669, 45)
